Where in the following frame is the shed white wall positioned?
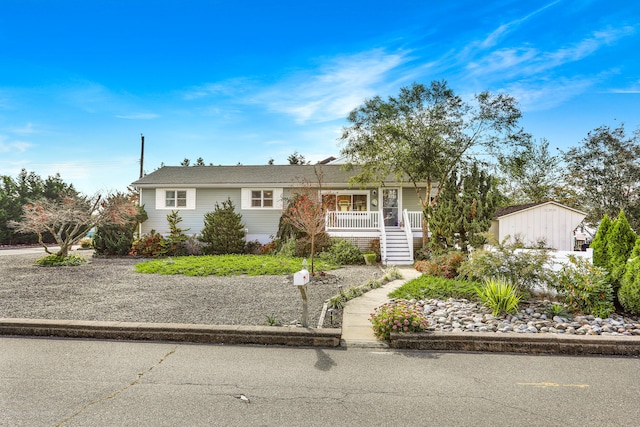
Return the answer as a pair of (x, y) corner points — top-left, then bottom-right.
(496, 204), (585, 251)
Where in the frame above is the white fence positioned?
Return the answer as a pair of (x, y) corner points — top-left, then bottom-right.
(325, 211), (380, 229)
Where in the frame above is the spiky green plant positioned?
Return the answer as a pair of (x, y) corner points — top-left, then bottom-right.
(475, 277), (521, 317)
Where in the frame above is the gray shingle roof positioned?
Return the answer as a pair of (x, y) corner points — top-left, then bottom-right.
(132, 164), (384, 188)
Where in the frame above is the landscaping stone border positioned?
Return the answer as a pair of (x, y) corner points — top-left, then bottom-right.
(390, 331), (640, 356)
(0, 318), (341, 347)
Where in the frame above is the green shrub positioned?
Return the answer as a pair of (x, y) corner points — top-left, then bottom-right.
(619, 237), (640, 314)
(544, 302), (573, 320)
(475, 277), (521, 317)
(389, 275), (479, 300)
(244, 240), (262, 255)
(591, 214), (612, 269)
(277, 239), (296, 257)
(370, 301), (429, 341)
(92, 193), (147, 256)
(36, 254), (86, 266)
(413, 250), (466, 278)
(363, 253), (377, 265)
(200, 199), (246, 255)
(79, 238), (92, 249)
(294, 232), (331, 258)
(165, 210), (190, 256)
(130, 230), (170, 257)
(553, 255), (614, 318)
(367, 238), (381, 262)
(319, 238), (363, 265)
(457, 240), (555, 292)
(607, 210), (637, 293)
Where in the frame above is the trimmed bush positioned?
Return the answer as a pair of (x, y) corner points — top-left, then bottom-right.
(130, 230), (170, 257)
(200, 199), (246, 255)
(619, 237), (640, 314)
(318, 238), (363, 265)
(591, 214), (612, 269)
(607, 210), (637, 293)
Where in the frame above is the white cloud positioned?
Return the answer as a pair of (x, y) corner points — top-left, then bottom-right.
(0, 135), (33, 152)
(255, 49), (409, 123)
(503, 77), (597, 111)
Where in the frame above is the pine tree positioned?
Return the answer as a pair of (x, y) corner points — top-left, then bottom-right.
(200, 199), (246, 255)
(590, 214), (612, 269)
(428, 165), (502, 253)
(607, 210), (638, 292)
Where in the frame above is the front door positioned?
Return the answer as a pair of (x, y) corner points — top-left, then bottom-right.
(382, 188), (400, 227)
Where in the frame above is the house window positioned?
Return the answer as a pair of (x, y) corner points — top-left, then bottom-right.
(165, 190), (187, 208)
(251, 190), (273, 208)
(156, 188), (196, 210)
(322, 192), (369, 211)
(241, 188), (283, 209)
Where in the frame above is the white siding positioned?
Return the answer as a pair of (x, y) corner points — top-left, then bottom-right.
(140, 188), (282, 241)
(497, 204), (586, 251)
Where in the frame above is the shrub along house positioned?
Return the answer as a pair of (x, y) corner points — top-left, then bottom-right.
(131, 164), (429, 264)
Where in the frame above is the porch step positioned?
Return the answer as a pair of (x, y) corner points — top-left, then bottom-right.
(382, 229), (413, 265)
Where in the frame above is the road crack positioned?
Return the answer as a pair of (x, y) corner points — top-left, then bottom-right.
(55, 347), (176, 426)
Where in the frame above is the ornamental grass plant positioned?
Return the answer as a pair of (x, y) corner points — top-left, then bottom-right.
(475, 277), (521, 317)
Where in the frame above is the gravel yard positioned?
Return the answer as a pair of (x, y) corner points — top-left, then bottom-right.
(0, 250), (383, 328)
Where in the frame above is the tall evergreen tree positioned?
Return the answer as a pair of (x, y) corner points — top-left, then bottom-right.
(428, 164), (502, 253)
(200, 199), (245, 255)
(607, 210), (638, 292)
(590, 214), (612, 269)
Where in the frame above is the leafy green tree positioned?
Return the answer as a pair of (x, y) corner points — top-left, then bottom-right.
(563, 124), (640, 232)
(428, 164), (502, 253)
(340, 80), (526, 245)
(607, 210), (638, 293)
(200, 198), (245, 255)
(590, 214), (612, 269)
(619, 237), (640, 314)
(92, 191), (147, 256)
(497, 138), (573, 205)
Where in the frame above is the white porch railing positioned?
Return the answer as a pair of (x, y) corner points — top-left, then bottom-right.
(379, 209), (387, 263)
(402, 210), (415, 263)
(404, 211), (423, 229)
(325, 211), (380, 229)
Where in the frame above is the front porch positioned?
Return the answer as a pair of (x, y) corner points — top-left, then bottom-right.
(325, 210), (423, 265)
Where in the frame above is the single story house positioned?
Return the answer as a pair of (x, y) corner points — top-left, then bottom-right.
(131, 164), (430, 264)
(488, 201), (587, 251)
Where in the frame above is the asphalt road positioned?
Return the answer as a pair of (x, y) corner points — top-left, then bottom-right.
(1, 337), (639, 426)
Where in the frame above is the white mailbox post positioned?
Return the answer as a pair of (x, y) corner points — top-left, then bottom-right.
(294, 268), (310, 327)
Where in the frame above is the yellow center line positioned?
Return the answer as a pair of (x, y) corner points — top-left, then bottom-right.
(517, 382), (589, 388)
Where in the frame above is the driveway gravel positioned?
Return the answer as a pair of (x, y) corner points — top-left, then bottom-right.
(0, 250), (383, 328)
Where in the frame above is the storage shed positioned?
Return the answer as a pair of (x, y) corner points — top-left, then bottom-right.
(489, 201), (587, 251)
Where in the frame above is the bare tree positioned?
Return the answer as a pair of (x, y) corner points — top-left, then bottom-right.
(10, 191), (139, 257)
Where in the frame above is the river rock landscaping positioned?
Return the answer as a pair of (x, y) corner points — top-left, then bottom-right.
(408, 298), (640, 336)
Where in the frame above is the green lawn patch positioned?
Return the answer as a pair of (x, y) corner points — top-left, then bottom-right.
(389, 275), (480, 300)
(134, 254), (337, 276)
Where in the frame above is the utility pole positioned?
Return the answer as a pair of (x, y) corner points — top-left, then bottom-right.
(139, 134), (145, 178)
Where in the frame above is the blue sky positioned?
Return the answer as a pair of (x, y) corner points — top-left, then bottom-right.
(1, 0), (638, 194)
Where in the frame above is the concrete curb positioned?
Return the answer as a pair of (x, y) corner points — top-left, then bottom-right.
(391, 331), (640, 356)
(0, 318), (341, 347)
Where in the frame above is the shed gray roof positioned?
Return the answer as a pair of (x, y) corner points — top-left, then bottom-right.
(132, 164), (409, 188)
(494, 201), (587, 219)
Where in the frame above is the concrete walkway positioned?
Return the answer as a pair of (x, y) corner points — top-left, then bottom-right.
(340, 265), (422, 348)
